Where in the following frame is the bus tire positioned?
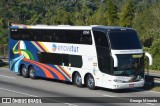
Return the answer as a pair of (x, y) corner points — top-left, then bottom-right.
(29, 66), (36, 79)
(74, 72), (83, 87)
(86, 74), (96, 90)
(21, 65), (29, 78)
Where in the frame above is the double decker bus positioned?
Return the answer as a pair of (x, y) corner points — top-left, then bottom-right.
(9, 24), (152, 89)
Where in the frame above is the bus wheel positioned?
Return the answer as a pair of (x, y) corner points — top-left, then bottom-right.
(21, 65), (29, 78)
(86, 74), (96, 90)
(74, 72), (83, 87)
(29, 66), (36, 79)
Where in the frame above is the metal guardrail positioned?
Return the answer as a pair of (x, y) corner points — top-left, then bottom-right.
(146, 73), (160, 78)
(145, 73), (160, 86)
(0, 45), (8, 59)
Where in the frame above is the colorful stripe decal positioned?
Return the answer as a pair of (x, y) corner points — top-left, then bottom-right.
(27, 41), (71, 80)
(35, 42), (46, 52)
(39, 64), (66, 80)
(23, 58), (54, 78)
(31, 41), (49, 52)
(31, 41), (43, 52)
(38, 42), (49, 52)
(21, 49), (34, 60)
(23, 59), (68, 81)
(55, 65), (71, 80)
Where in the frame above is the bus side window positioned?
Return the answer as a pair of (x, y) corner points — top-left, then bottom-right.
(65, 30), (81, 44)
(55, 30), (65, 43)
(80, 34), (92, 44)
(68, 55), (82, 68)
(65, 30), (92, 45)
(37, 52), (62, 65)
(37, 52), (82, 68)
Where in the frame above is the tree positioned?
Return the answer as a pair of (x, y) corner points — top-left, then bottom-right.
(150, 39), (160, 70)
(88, 1), (108, 25)
(119, 0), (134, 27)
(106, 0), (118, 25)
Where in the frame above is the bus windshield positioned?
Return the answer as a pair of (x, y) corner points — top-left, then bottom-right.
(108, 31), (142, 50)
(113, 54), (144, 77)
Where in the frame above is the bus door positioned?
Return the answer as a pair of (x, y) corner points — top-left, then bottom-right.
(93, 30), (112, 84)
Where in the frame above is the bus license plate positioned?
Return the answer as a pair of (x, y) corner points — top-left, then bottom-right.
(129, 84), (134, 87)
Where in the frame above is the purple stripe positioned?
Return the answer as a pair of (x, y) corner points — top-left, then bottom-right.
(35, 42), (46, 52)
(23, 26), (27, 28)
(56, 65), (71, 79)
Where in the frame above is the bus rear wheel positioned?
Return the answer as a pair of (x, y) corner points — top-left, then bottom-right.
(86, 74), (96, 90)
(74, 72), (83, 87)
(29, 66), (36, 79)
(21, 65), (29, 78)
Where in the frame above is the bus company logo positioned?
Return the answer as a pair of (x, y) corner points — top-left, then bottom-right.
(52, 44), (57, 52)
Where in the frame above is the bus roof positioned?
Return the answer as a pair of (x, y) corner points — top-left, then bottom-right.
(10, 24), (133, 31)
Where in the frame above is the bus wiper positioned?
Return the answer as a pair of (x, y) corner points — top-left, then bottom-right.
(121, 64), (131, 70)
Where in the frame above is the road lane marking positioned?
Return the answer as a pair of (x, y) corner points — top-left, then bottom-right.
(147, 90), (160, 94)
(0, 87), (38, 97)
(135, 88), (160, 94)
(0, 74), (16, 79)
(103, 94), (115, 97)
(0, 87), (78, 106)
(146, 103), (156, 106)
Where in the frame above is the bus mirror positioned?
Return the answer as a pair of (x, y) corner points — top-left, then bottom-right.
(111, 54), (118, 67)
(145, 52), (153, 65)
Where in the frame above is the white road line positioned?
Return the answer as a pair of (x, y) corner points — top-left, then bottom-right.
(148, 90), (160, 94)
(135, 88), (160, 94)
(103, 94), (115, 97)
(0, 74), (16, 79)
(0, 87), (38, 97)
(145, 103), (156, 106)
(0, 87), (78, 106)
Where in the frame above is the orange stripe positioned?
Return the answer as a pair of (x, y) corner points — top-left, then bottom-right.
(24, 59), (65, 80)
(40, 64), (66, 80)
(23, 59), (54, 78)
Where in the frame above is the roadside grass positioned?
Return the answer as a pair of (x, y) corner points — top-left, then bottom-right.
(151, 86), (160, 92)
(146, 70), (160, 74)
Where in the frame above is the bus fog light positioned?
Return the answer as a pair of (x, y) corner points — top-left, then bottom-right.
(113, 85), (120, 88)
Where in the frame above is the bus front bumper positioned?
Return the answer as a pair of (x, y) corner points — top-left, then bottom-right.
(109, 80), (144, 89)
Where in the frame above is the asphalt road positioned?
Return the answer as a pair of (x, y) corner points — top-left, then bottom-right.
(0, 68), (160, 106)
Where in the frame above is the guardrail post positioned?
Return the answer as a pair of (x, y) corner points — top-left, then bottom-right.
(4, 45), (5, 59)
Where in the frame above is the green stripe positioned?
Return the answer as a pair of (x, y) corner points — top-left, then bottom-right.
(21, 49), (34, 60)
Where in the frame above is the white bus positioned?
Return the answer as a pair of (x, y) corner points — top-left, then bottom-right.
(9, 25), (152, 89)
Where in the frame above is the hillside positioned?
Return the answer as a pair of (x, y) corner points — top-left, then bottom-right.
(0, 0), (160, 70)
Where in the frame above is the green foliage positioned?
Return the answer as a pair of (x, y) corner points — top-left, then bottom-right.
(88, 5), (107, 25)
(150, 40), (160, 70)
(133, 2), (160, 70)
(120, 0), (134, 27)
(106, 0), (118, 25)
(0, 0), (160, 70)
